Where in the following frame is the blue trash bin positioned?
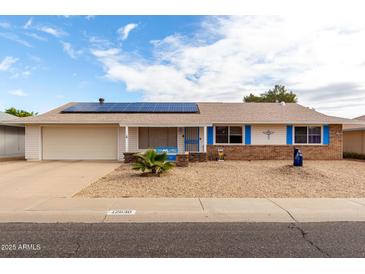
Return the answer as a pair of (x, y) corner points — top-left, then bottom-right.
(293, 148), (303, 167)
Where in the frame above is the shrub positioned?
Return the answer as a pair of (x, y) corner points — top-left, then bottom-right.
(132, 149), (174, 176)
(343, 152), (365, 160)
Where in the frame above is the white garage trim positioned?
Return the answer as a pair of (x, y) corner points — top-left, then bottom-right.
(42, 125), (118, 160)
(25, 125), (42, 160)
(117, 127), (120, 160)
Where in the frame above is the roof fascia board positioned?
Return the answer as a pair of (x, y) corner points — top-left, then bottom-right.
(7, 120), (363, 126)
(343, 127), (365, 132)
(212, 121), (358, 125)
(119, 123), (212, 127)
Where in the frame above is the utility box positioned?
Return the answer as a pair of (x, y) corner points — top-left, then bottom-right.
(293, 148), (303, 167)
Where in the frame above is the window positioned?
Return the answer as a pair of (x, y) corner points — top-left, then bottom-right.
(229, 126), (243, 143)
(138, 127), (177, 149)
(294, 126), (321, 144)
(308, 126), (321, 144)
(215, 126), (228, 143)
(294, 127), (307, 144)
(215, 126), (242, 144)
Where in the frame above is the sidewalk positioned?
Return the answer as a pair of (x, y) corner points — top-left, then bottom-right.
(1, 197), (365, 223)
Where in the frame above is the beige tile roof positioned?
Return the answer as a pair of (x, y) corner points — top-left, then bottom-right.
(343, 115), (365, 131)
(6, 102), (363, 126)
(0, 112), (23, 127)
(0, 111), (15, 122)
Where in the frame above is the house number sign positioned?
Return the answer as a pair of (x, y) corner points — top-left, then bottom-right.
(107, 209), (136, 216)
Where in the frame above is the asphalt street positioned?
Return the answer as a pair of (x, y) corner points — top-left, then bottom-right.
(0, 222), (364, 257)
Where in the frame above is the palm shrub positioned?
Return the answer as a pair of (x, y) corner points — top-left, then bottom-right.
(132, 149), (174, 176)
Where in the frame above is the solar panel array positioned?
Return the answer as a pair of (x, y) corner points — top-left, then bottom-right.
(62, 102), (199, 113)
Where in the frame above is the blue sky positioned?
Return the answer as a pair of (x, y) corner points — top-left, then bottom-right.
(1, 15), (365, 118)
(0, 16), (202, 113)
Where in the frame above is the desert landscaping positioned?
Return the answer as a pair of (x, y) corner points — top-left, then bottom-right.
(75, 160), (365, 198)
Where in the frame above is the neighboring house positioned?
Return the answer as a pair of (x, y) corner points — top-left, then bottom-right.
(0, 112), (25, 159)
(8, 101), (363, 161)
(343, 115), (365, 156)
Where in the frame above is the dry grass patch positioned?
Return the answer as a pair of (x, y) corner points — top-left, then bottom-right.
(74, 160), (365, 198)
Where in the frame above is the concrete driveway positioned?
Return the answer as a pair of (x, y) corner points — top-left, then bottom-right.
(0, 161), (120, 199)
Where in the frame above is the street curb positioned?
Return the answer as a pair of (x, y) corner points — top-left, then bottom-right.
(1, 198), (365, 223)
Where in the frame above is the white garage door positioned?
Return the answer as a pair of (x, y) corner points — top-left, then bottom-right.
(42, 126), (118, 160)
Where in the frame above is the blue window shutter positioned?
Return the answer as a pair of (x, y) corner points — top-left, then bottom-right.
(286, 125), (293, 145)
(245, 125), (251, 145)
(323, 125), (330, 145)
(207, 126), (213, 145)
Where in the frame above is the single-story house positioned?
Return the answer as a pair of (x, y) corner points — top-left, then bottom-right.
(343, 115), (365, 156)
(0, 112), (25, 159)
(7, 101), (364, 161)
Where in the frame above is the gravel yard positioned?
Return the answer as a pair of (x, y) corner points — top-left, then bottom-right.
(74, 160), (365, 198)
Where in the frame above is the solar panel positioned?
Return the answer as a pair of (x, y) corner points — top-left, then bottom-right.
(62, 102), (199, 113)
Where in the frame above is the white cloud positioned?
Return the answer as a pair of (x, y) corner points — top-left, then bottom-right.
(23, 18), (63, 41)
(117, 23), (138, 41)
(0, 21), (11, 29)
(0, 56), (18, 71)
(61, 42), (83, 59)
(92, 15), (365, 118)
(24, 32), (47, 41)
(8, 89), (27, 97)
(39, 26), (67, 37)
(0, 32), (32, 47)
(91, 48), (120, 58)
(85, 15), (95, 20)
(89, 35), (113, 49)
(24, 18), (32, 29)
(0, 56), (36, 78)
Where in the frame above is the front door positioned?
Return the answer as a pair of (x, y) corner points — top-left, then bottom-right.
(184, 127), (199, 152)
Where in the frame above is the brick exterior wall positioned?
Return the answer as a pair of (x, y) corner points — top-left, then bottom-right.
(123, 152), (138, 163)
(189, 152), (207, 162)
(176, 154), (189, 167)
(207, 124), (343, 160)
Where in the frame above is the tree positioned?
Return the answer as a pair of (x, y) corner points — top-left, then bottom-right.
(5, 107), (37, 117)
(243, 85), (298, 103)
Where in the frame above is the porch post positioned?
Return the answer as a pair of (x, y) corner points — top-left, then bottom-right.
(203, 126), (207, 152)
(125, 126), (129, 153)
